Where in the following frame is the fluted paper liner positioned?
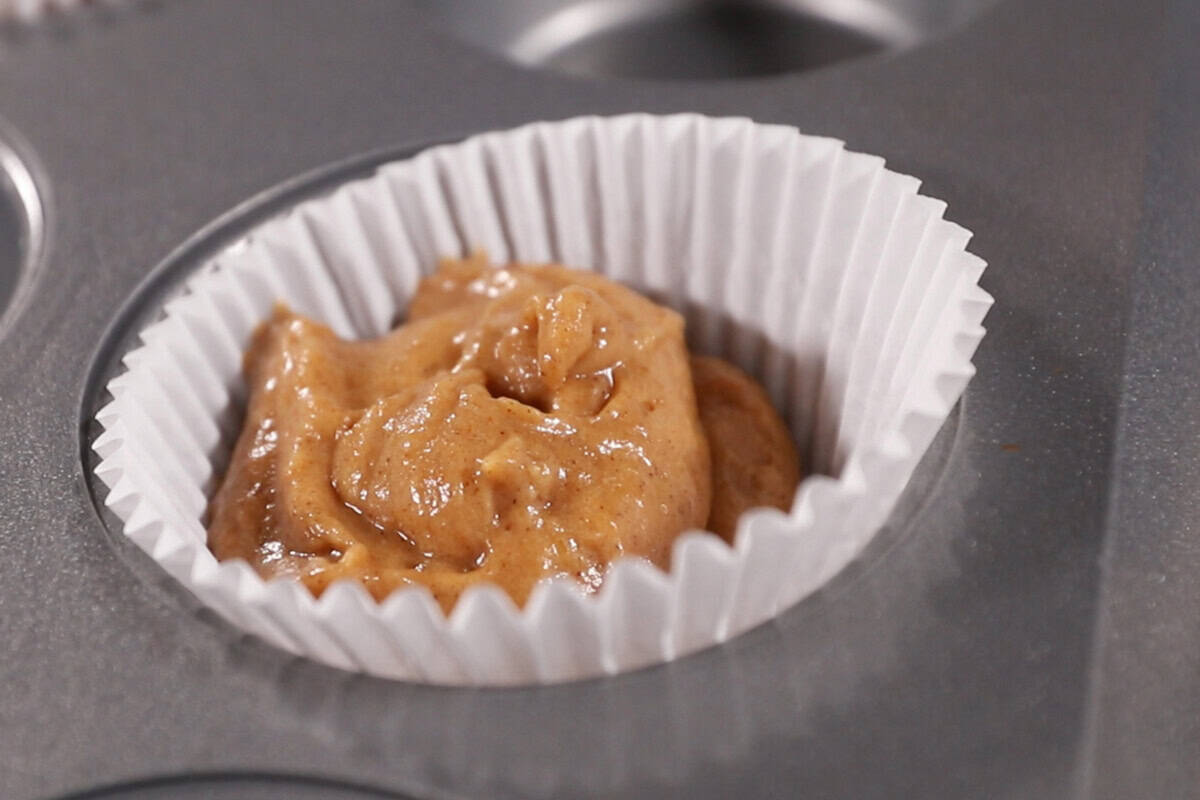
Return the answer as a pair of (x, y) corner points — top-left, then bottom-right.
(93, 114), (992, 685)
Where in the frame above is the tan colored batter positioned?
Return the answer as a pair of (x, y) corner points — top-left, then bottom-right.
(207, 256), (800, 610)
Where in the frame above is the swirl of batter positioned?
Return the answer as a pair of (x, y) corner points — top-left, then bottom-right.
(207, 256), (799, 610)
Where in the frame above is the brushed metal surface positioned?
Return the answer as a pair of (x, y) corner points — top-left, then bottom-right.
(0, 121), (42, 337)
(1073, 0), (1200, 796)
(0, 0), (1184, 798)
(56, 773), (407, 800)
(422, 0), (998, 79)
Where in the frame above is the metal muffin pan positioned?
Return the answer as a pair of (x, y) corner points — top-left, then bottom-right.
(0, 121), (42, 337)
(420, 0), (1000, 80)
(0, 0), (1196, 797)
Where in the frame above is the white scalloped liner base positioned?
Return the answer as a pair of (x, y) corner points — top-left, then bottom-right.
(93, 114), (992, 685)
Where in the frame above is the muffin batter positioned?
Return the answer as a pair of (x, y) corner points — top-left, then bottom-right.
(207, 256), (800, 610)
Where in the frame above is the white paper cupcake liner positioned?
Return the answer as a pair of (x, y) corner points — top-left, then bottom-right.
(93, 113), (992, 685)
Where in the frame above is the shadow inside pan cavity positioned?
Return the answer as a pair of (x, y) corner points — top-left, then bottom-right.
(422, 0), (996, 80)
(51, 774), (404, 799)
(0, 132), (41, 334)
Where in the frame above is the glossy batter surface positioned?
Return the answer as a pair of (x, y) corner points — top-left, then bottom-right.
(207, 257), (800, 610)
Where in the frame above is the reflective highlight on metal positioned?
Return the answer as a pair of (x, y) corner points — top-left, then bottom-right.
(422, 0), (997, 79)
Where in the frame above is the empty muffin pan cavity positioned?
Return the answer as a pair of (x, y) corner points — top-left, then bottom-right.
(52, 774), (410, 800)
(421, 0), (999, 81)
(0, 123), (44, 338)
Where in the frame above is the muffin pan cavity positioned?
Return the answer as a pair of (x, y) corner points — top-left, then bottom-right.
(0, 126), (43, 336)
(83, 115), (987, 686)
(54, 774), (408, 800)
(422, 0), (998, 80)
